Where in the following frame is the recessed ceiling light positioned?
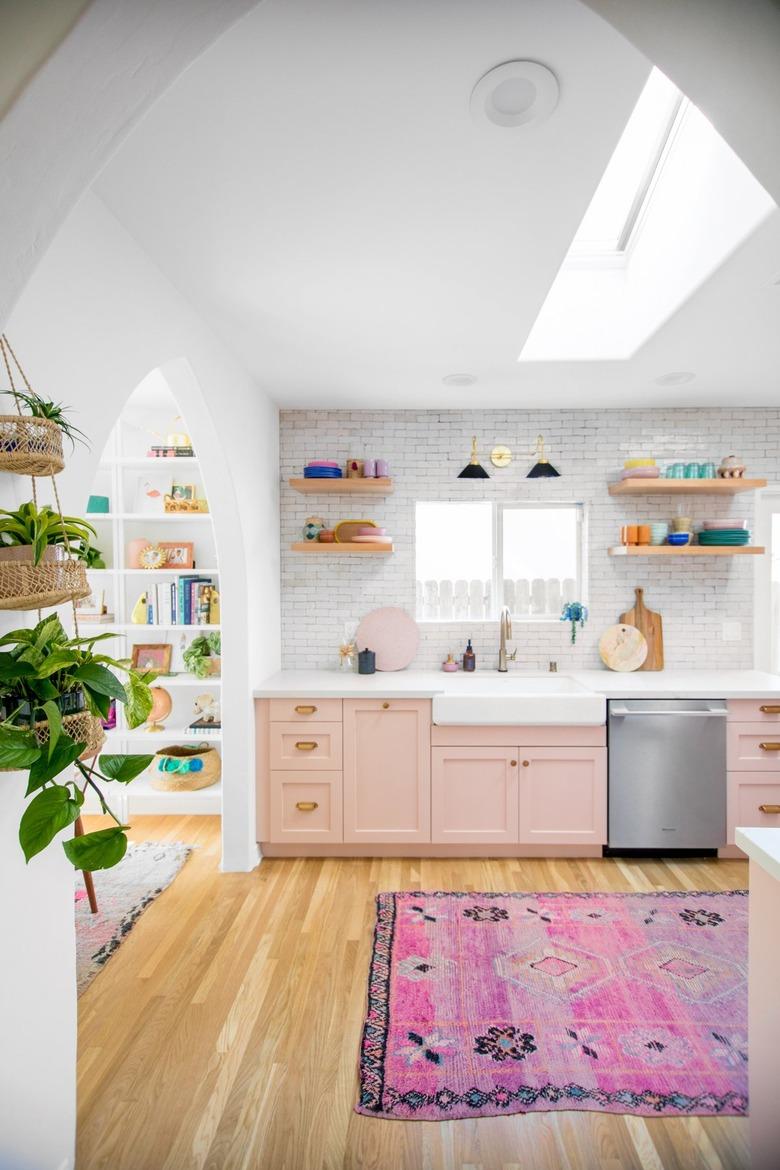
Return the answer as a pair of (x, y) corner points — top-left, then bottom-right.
(471, 61), (559, 131)
(654, 371), (696, 386)
(443, 373), (477, 387)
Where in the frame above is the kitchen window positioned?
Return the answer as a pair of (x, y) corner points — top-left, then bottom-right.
(415, 501), (584, 622)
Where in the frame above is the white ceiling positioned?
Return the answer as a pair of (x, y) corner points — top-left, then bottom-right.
(94, 0), (780, 408)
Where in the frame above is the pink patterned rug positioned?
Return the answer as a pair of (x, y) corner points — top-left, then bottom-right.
(357, 890), (748, 1120)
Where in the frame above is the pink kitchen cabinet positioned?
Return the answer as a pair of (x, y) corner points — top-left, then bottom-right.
(343, 699), (431, 843)
(517, 746), (607, 846)
(431, 746), (519, 844)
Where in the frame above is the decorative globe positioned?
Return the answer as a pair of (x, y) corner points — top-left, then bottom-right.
(146, 686), (173, 732)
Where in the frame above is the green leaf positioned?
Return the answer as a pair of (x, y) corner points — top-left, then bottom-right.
(82, 686), (111, 721)
(0, 723), (41, 769)
(71, 663), (127, 701)
(124, 672), (153, 729)
(19, 785), (80, 861)
(35, 650), (81, 677)
(26, 737), (84, 794)
(41, 699), (63, 757)
(98, 753), (154, 783)
(63, 827), (128, 871)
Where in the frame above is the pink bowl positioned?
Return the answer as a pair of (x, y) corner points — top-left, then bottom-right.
(702, 519), (748, 530)
(305, 460), (341, 469)
(357, 526), (385, 535)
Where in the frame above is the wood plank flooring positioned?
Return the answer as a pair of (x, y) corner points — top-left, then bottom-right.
(77, 816), (751, 1170)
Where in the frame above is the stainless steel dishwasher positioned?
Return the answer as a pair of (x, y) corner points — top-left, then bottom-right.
(608, 699), (727, 850)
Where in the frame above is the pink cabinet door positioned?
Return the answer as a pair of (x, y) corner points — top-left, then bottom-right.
(431, 747), (519, 844)
(727, 771), (780, 844)
(727, 723), (780, 771)
(268, 771), (343, 844)
(518, 747), (607, 845)
(343, 699), (431, 843)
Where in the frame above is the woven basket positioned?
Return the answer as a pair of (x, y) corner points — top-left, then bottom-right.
(0, 546), (90, 610)
(0, 711), (105, 771)
(0, 414), (64, 477)
(150, 744), (221, 791)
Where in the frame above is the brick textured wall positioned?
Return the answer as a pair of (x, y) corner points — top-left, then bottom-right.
(280, 409), (778, 671)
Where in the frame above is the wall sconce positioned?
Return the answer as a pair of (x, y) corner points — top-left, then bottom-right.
(457, 435), (490, 479)
(526, 434), (560, 478)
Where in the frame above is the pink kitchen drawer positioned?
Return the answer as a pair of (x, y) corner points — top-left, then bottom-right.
(727, 771), (780, 844)
(269, 698), (343, 723)
(268, 771), (343, 843)
(727, 723), (780, 771)
(728, 699), (780, 723)
(269, 722), (343, 770)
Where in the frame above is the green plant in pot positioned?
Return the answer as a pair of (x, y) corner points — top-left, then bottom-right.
(0, 614), (157, 870)
(0, 501), (97, 565)
(183, 631), (221, 678)
(1, 387), (90, 450)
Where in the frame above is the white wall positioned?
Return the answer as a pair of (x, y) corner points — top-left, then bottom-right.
(0, 191), (279, 1168)
(280, 408), (775, 672)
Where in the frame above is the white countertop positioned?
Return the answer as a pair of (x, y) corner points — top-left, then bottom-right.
(735, 828), (780, 883)
(254, 668), (780, 700)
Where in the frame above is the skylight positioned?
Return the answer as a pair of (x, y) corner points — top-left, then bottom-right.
(569, 68), (683, 258)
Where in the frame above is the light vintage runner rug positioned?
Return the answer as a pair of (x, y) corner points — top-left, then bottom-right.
(357, 890), (748, 1120)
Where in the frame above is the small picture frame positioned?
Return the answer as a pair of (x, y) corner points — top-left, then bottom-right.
(158, 540), (195, 569)
(134, 472), (172, 515)
(171, 483), (196, 501)
(131, 643), (173, 675)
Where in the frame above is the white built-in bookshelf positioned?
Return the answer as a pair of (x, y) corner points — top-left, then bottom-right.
(78, 375), (222, 815)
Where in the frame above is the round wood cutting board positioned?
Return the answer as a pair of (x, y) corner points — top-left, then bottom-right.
(598, 624), (648, 672)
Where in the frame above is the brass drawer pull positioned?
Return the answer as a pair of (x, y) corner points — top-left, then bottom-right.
(295, 704), (317, 715)
(295, 741), (318, 751)
(758, 803), (780, 814)
(382, 702), (390, 709)
(522, 760), (530, 767)
(759, 742), (780, 751)
(510, 760), (517, 767)
(760, 705), (780, 714)
(296, 801), (319, 812)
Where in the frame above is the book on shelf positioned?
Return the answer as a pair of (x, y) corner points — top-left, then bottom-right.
(187, 718), (221, 733)
(139, 578), (220, 625)
(147, 445), (195, 458)
(78, 612), (116, 623)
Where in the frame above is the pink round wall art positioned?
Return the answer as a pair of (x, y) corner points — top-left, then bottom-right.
(355, 607), (419, 671)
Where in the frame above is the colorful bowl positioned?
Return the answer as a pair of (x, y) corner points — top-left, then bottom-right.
(667, 532), (691, 546)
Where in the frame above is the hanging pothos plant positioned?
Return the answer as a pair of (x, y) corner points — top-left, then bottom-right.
(0, 613), (156, 870)
(561, 601), (588, 644)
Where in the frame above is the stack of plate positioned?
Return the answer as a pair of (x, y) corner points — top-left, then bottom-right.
(303, 460), (343, 479)
(698, 528), (751, 546)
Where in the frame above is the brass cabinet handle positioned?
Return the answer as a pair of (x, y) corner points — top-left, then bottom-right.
(759, 742), (780, 751)
(510, 760), (517, 767)
(382, 702), (390, 709)
(295, 801), (319, 812)
(760, 705), (780, 714)
(758, 803), (780, 814)
(522, 760), (530, 767)
(295, 741), (317, 751)
(295, 704), (317, 715)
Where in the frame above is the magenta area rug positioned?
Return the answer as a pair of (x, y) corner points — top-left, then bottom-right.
(76, 841), (192, 994)
(357, 890), (748, 1120)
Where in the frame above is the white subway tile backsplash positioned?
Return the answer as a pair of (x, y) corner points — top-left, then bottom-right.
(280, 409), (776, 670)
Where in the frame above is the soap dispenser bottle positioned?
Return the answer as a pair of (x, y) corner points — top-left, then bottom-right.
(463, 639), (476, 672)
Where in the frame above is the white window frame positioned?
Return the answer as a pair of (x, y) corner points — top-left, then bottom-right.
(415, 500), (587, 623)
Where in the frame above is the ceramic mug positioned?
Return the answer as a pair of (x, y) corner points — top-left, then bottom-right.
(347, 459), (364, 478)
(637, 525), (651, 545)
(362, 458), (376, 478)
(621, 525), (639, 545)
(375, 458), (389, 478)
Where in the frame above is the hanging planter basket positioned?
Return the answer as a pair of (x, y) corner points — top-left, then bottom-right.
(0, 711), (105, 771)
(150, 744), (221, 791)
(0, 414), (64, 477)
(0, 545), (90, 610)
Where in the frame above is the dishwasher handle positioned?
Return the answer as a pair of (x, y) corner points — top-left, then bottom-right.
(610, 705), (727, 718)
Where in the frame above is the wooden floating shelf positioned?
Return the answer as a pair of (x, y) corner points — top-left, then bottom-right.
(289, 477), (393, 495)
(609, 478), (767, 496)
(291, 542), (393, 554)
(609, 545), (765, 557)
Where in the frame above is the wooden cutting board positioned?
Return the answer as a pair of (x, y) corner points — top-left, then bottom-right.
(619, 587), (664, 671)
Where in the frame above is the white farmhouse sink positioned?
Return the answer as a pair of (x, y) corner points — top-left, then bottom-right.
(432, 674), (605, 726)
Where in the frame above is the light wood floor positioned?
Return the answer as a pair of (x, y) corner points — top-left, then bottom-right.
(78, 816), (751, 1170)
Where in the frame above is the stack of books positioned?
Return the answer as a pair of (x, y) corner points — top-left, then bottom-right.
(143, 577), (219, 625)
(147, 444), (196, 458)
